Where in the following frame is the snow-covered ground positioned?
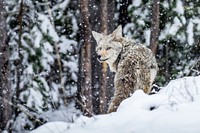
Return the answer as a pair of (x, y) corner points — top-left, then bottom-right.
(31, 76), (200, 133)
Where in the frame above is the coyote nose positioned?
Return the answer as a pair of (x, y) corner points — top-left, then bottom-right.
(97, 55), (101, 59)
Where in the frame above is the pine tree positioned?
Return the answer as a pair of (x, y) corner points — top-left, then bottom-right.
(125, 0), (200, 85)
(7, 0), (79, 131)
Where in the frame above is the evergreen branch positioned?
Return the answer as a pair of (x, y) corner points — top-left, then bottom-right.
(187, 57), (200, 76)
(45, 0), (67, 105)
(0, 97), (44, 125)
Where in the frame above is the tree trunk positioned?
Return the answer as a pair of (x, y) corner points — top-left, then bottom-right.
(78, 0), (93, 116)
(0, 0), (11, 131)
(99, 0), (108, 114)
(150, 0), (160, 55)
(89, 0), (101, 115)
(77, 0), (115, 115)
(106, 0), (115, 111)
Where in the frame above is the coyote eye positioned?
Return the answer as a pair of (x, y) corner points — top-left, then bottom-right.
(99, 47), (102, 50)
(106, 47), (112, 50)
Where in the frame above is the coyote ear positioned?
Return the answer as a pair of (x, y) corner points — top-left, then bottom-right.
(92, 31), (103, 43)
(111, 25), (122, 39)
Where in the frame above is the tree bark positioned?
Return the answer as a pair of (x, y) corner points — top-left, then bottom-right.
(99, 0), (108, 114)
(89, 0), (115, 114)
(77, 0), (115, 115)
(150, 0), (160, 55)
(78, 0), (93, 116)
(89, 0), (101, 115)
(105, 0), (115, 112)
(0, 0), (11, 131)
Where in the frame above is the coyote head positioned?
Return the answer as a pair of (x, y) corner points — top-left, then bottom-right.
(92, 25), (123, 67)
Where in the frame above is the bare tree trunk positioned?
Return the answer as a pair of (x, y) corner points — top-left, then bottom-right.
(106, 0), (115, 111)
(90, 0), (115, 114)
(150, 0), (160, 55)
(0, 0), (11, 131)
(78, 0), (93, 116)
(98, 0), (108, 114)
(77, 0), (115, 115)
(89, 0), (101, 114)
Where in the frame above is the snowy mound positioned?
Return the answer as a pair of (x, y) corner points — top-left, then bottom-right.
(31, 76), (200, 133)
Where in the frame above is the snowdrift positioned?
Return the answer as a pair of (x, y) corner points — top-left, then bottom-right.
(31, 76), (200, 133)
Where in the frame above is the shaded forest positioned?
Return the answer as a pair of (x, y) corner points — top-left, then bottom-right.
(0, 0), (200, 132)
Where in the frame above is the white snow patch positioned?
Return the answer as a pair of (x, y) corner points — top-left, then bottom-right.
(159, 23), (171, 40)
(192, 17), (200, 31)
(31, 76), (200, 133)
(24, 64), (33, 75)
(169, 17), (182, 36)
(173, 0), (184, 15)
(41, 103), (81, 122)
(136, 19), (145, 26)
(123, 23), (135, 38)
(41, 49), (54, 71)
(37, 13), (59, 42)
(50, 82), (60, 103)
(187, 20), (194, 45)
(63, 61), (78, 73)
(132, 0), (142, 7)
(43, 42), (53, 52)
(32, 26), (43, 48)
(58, 0), (70, 10)
(59, 36), (77, 53)
(27, 88), (44, 113)
(144, 29), (150, 46)
(31, 122), (69, 133)
(162, 1), (169, 9)
(180, 16), (186, 25)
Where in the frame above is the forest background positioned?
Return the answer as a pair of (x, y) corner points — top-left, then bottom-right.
(0, 0), (199, 132)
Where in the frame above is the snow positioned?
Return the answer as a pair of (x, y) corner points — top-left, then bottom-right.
(41, 103), (81, 122)
(57, 0), (70, 10)
(37, 13), (59, 42)
(159, 23), (170, 40)
(162, 1), (169, 9)
(169, 17), (182, 36)
(187, 20), (194, 45)
(136, 19), (145, 26)
(59, 36), (77, 54)
(32, 26), (43, 48)
(193, 17), (200, 31)
(30, 122), (69, 133)
(24, 64), (33, 75)
(144, 29), (150, 46)
(31, 76), (200, 133)
(173, 0), (184, 15)
(159, 17), (183, 41)
(123, 23), (135, 38)
(27, 87), (44, 113)
(52, 0), (70, 19)
(50, 82), (60, 102)
(132, 0), (142, 7)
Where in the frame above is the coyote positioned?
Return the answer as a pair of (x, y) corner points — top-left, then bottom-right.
(92, 25), (158, 113)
